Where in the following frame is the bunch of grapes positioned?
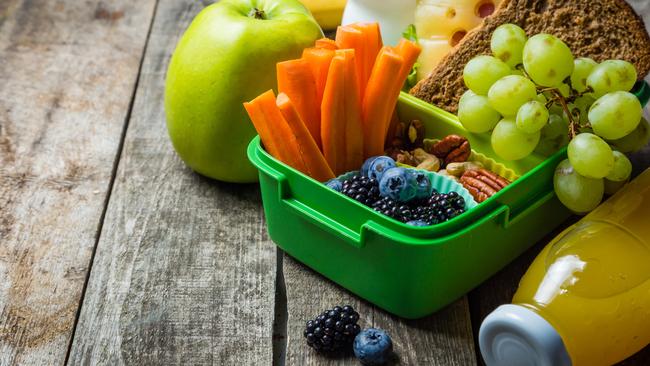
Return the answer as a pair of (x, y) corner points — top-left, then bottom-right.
(457, 23), (649, 214)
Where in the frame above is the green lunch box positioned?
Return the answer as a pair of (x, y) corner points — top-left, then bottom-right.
(248, 92), (575, 319)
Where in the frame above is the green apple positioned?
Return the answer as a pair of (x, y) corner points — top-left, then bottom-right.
(165, 0), (322, 182)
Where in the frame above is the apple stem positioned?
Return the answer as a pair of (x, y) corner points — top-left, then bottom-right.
(248, 8), (266, 20)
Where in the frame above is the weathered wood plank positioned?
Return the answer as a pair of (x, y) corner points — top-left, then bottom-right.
(469, 219), (650, 365)
(0, 0), (156, 364)
(283, 254), (477, 365)
(67, 0), (277, 364)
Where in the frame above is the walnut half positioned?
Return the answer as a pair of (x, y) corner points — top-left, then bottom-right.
(429, 135), (471, 166)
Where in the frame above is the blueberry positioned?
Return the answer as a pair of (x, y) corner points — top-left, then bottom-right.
(353, 328), (393, 365)
(406, 219), (428, 227)
(361, 156), (379, 177)
(378, 167), (416, 202)
(368, 156), (396, 181)
(406, 169), (433, 199)
(325, 179), (342, 192)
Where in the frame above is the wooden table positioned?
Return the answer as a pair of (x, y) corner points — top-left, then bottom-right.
(1, 1), (648, 365)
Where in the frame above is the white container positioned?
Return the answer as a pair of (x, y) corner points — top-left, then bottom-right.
(341, 0), (417, 46)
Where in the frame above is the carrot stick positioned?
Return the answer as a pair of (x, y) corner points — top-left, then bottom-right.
(335, 49), (364, 171)
(243, 97), (282, 159)
(321, 55), (346, 175)
(302, 48), (335, 111)
(350, 22), (383, 88)
(315, 38), (337, 50)
(362, 48), (405, 158)
(386, 39), (422, 138)
(335, 25), (366, 100)
(394, 39), (422, 86)
(277, 59), (321, 148)
(244, 90), (307, 172)
(276, 93), (335, 182)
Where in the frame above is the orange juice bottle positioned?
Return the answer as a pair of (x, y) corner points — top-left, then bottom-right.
(479, 168), (650, 366)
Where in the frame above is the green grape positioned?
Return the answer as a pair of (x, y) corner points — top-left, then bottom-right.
(463, 55), (512, 95)
(608, 117), (650, 153)
(570, 57), (598, 93)
(547, 102), (565, 117)
(458, 93), (502, 133)
(516, 101), (549, 133)
(511, 68), (524, 77)
(491, 24), (527, 67)
(535, 134), (569, 157)
(491, 118), (540, 160)
(523, 34), (574, 87)
(604, 178), (628, 195)
(571, 95), (596, 125)
(541, 113), (568, 140)
(586, 60), (637, 98)
(554, 159), (604, 214)
(459, 89), (477, 105)
(557, 83), (571, 98)
(536, 93), (548, 104)
(588, 91), (642, 140)
(605, 151), (632, 182)
(567, 133), (614, 179)
(487, 75), (537, 116)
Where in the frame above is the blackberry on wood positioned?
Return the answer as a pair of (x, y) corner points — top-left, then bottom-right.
(304, 305), (361, 352)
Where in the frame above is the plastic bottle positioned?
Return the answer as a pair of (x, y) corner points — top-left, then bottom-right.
(341, 0), (416, 46)
(479, 168), (650, 366)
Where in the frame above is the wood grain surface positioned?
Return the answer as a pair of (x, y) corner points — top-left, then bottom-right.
(283, 255), (477, 365)
(2, 0), (649, 365)
(0, 0), (156, 364)
(66, 0), (277, 365)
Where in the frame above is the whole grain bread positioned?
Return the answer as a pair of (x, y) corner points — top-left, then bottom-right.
(410, 0), (650, 113)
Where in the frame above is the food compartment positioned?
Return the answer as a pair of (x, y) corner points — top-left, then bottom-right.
(247, 92), (572, 318)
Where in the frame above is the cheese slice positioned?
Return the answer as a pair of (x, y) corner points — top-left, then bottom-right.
(415, 0), (502, 79)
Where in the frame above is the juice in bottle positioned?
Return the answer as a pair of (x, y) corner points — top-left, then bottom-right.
(479, 168), (650, 366)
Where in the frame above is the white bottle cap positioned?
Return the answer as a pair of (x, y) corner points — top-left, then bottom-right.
(479, 304), (572, 366)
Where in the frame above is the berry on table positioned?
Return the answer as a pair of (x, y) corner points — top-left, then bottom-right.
(353, 328), (393, 365)
(304, 305), (361, 352)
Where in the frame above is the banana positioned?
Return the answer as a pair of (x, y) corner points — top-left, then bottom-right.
(301, 0), (347, 30)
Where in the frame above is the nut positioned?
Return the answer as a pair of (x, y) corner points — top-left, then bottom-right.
(411, 148), (441, 172)
(386, 148), (418, 166)
(460, 169), (510, 203)
(445, 161), (483, 177)
(388, 119), (425, 150)
(408, 120), (425, 146)
(416, 158), (441, 172)
(430, 135), (471, 166)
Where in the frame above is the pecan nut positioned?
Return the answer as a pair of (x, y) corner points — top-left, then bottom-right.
(430, 135), (471, 166)
(460, 169), (510, 203)
(386, 148), (418, 166)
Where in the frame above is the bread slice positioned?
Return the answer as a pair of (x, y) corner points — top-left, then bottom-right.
(410, 0), (650, 113)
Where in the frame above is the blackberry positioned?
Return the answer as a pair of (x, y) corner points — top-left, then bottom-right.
(341, 175), (381, 206)
(338, 174), (467, 226)
(427, 192), (466, 222)
(304, 305), (361, 352)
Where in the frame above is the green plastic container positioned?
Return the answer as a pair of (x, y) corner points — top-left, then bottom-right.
(247, 92), (574, 319)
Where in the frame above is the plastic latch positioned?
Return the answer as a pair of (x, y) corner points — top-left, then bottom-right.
(633, 80), (650, 108)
